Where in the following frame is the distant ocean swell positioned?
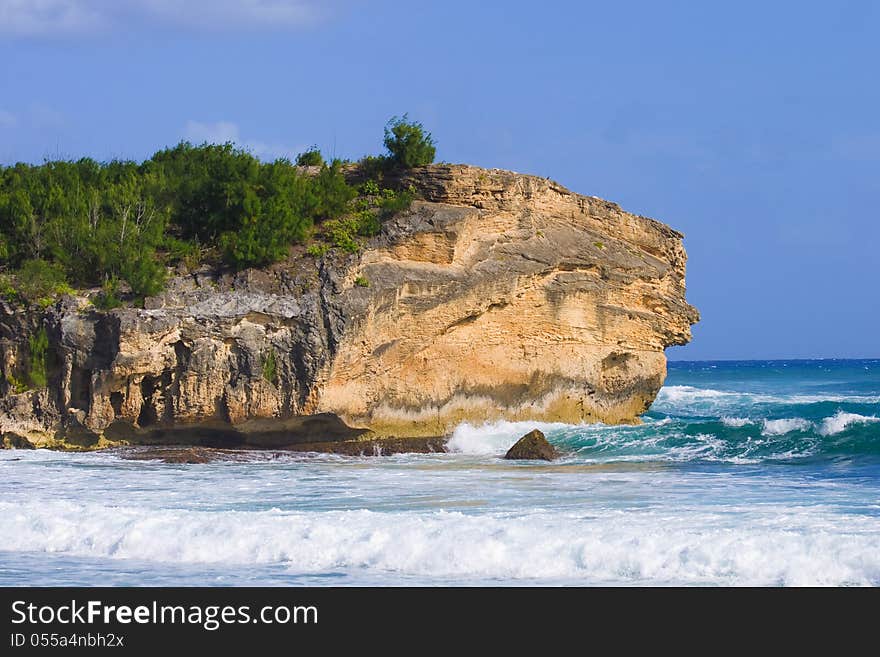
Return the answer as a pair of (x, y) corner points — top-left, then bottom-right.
(654, 384), (880, 408)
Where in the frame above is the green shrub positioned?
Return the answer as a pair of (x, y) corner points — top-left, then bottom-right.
(0, 275), (19, 303)
(378, 185), (416, 219)
(306, 243), (329, 258)
(4, 373), (29, 394)
(219, 209), (293, 269)
(308, 161), (357, 220)
(354, 276), (369, 288)
(94, 278), (123, 310)
(28, 327), (49, 388)
(163, 236), (201, 271)
(355, 210), (381, 237)
(383, 115), (436, 168)
(148, 142), (258, 242)
(295, 148), (324, 167)
(320, 207), (385, 253)
(351, 197), (371, 212)
(357, 155), (391, 181)
(323, 217), (361, 253)
(14, 259), (72, 305)
(361, 180), (381, 196)
(121, 254), (166, 297)
(261, 349), (278, 385)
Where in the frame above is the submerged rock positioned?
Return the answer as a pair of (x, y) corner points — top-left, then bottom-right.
(120, 447), (220, 464)
(286, 435), (448, 456)
(505, 429), (558, 461)
(117, 437), (449, 462)
(1, 164), (698, 451)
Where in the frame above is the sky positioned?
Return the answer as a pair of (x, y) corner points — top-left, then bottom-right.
(0, 0), (878, 360)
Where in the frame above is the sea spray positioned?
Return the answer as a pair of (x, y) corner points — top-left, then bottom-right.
(818, 411), (879, 436)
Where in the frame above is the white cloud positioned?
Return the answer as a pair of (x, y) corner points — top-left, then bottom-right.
(0, 0), (325, 36)
(183, 120), (305, 161)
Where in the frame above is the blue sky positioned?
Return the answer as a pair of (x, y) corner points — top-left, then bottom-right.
(1, 0), (878, 359)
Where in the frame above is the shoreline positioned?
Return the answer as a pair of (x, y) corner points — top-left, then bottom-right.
(2, 435), (452, 460)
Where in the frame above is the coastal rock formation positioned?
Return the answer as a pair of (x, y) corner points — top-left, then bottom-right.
(0, 164), (698, 450)
(504, 429), (559, 461)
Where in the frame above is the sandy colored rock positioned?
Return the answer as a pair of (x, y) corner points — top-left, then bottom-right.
(0, 164), (698, 450)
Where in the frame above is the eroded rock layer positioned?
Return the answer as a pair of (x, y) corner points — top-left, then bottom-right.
(0, 165), (698, 449)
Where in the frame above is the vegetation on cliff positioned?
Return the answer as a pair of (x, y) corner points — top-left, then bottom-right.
(0, 116), (436, 307)
(383, 115), (436, 168)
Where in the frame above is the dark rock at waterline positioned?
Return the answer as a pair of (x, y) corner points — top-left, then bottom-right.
(2, 432), (35, 449)
(504, 429), (558, 461)
(116, 435), (449, 463)
(120, 447), (220, 464)
(286, 435), (449, 456)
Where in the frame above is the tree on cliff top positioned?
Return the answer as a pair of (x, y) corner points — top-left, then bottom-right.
(383, 115), (436, 168)
(295, 147), (324, 167)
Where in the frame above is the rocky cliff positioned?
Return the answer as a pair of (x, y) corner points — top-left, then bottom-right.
(0, 165), (698, 451)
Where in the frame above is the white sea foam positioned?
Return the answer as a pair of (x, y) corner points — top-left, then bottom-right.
(0, 500), (878, 586)
(818, 411), (880, 436)
(761, 418), (813, 436)
(656, 385), (742, 404)
(446, 420), (573, 455)
(748, 411), (880, 438)
(721, 417), (752, 427)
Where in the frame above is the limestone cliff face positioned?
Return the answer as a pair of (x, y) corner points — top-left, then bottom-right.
(0, 165), (698, 450)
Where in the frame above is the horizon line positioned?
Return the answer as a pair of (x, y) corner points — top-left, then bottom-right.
(667, 356), (879, 362)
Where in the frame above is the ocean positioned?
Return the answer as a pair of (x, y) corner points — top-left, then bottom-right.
(1, 359), (878, 586)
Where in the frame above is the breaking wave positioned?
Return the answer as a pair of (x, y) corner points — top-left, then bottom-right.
(1, 500), (878, 586)
(761, 418), (813, 436)
(447, 409), (880, 463)
(818, 411), (880, 437)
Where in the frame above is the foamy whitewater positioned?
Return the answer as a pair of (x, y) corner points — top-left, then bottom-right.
(2, 359), (879, 586)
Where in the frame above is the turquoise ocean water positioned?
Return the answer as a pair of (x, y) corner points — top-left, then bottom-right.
(1, 359), (878, 586)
